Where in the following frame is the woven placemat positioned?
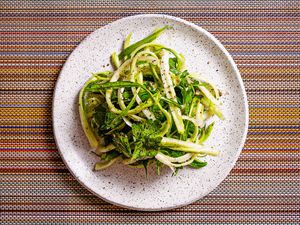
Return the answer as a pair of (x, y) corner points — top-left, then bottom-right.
(1, 0), (299, 224)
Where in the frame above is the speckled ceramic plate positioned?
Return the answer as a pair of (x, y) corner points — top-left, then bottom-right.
(53, 14), (248, 211)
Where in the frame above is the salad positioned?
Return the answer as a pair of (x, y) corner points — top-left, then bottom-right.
(79, 26), (224, 175)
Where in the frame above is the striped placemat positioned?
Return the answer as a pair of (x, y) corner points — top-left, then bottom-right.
(1, 0), (299, 224)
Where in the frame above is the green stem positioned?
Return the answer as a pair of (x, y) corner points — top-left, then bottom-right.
(118, 26), (169, 60)
(160, 137), (219, 156)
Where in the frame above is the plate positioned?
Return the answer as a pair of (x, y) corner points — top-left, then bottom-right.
(52, 14), (248, 211)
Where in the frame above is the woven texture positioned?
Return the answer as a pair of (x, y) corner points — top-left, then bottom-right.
(1, 0), (299, 224)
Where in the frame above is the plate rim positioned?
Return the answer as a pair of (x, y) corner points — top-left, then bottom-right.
(52, 14), (249, 211)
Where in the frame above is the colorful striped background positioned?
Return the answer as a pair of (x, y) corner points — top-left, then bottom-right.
(1, 0), (299, 224)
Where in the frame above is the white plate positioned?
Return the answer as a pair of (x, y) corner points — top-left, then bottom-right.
(53, 14), (248, 211)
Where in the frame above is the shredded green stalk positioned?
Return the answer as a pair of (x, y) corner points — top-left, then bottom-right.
(79, 78), (99, 149)
(119, 25), (169, 60)
(124, 32), (132, 49)
(160, 50), (185, 134)
(112, 52), (120, 68)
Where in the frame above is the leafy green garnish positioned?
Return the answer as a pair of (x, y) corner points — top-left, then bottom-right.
(189, 160), (207, 168)
(199, 122), (215, 143)
(160, 148), (185, 158)
(169, 57), (180, 75)
(101, 150), (121, 161)
(132, 120), (162, 149)
(112, 132), (132, 157)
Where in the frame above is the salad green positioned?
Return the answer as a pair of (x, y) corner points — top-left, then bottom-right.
(79, 26), (224, 175)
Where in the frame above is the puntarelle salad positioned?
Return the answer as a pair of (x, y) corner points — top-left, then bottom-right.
(79, 26), (224, 176)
